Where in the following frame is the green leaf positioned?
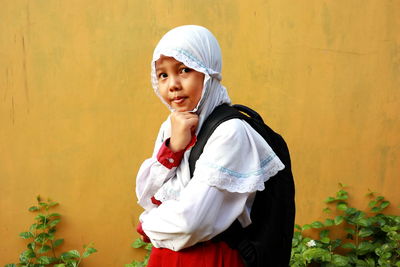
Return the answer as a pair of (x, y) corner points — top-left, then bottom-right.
(35, 233), (50, 243)
(49, 201), (59, 207)
(132, 238), (147, 248)
(49, 219), (61, 227)
(331, 254), (350, 266)
(35, 214), (47, 222)
(321, 237), (330, 244)
(380, 201), (390, 209)
(29, 223), (38, 231)
(19, 249), (35, 263)
(294, 224), (302, 231)
(324, 218), (335, 226)
(337, 195), (348, 201)
(320, 229), (330, 238)
(357, 241), (375, 255)
(369, 200), (378, 207)
(82, 247), (97, 258)
(342, 243), (356, 250)
(29, 206), (39, 212)
(345, 227), (356, 235)
(323, 207), (331, 213)
(337, 188), (348, 195)
(27, 242), (35, 251)
(311, 221), (324, 229)
(330, 239), (342, 250)
(357, 218), (370, 227)
(325, 196), (336, 203)
(38, 202), (48, 208)
(68, 250), (80, 258)
(335, 215), (344, 225)
(364, 258), (376, 266)
(48, 232), (55, 240)
(371, 206), (382, 213)
(376, 196), (384, 201)
(382, 253), (393, 262)
(54, 264), (66, 267)
(37, 256), (51, 264)
(4, 264), (18, 267)
(359, 228), (374, 238)
(303, 247), (331, 261)
(36, 223), (48, 230)
(61, 250), (80, 261)
(37, 256), (58, 264)
(345, 207), (358, 215)
(19, 232), (34, 239)
(337, 202), (348, 211)
(54, 238), (64, 247)
(37, 245), (52, 254)
(48, 213), (61, 218)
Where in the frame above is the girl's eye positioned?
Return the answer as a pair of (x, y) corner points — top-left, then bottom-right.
(181, 68), (192, 73)
(158, 73), (167, 79)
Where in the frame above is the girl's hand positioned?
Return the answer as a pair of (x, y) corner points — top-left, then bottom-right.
(169, 111), (198, 152)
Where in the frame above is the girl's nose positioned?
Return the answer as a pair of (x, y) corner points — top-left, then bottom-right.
(168, 75), (181, 91)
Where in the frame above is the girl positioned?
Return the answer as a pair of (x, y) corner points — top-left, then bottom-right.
(136, 25), (285, 267)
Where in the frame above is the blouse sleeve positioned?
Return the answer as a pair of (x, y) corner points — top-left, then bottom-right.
(136, 121), (197, 210)
(136, 120), (181, 210)
(135, 149), (181, 210)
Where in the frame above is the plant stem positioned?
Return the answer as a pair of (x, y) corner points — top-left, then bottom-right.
(51, 239), (57, 258)
(355, 224), (359, 260)
(355, 224), (359, 247)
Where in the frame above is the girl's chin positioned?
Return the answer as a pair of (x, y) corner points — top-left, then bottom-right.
(174, 107), (194, 112)
(171, 104), (196, 112)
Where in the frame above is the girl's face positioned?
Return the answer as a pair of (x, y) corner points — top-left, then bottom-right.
(156, 56), (204, 112)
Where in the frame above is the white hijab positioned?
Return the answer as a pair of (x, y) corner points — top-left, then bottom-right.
(150, 25), (284, 201)
(151, 25), (231, 132)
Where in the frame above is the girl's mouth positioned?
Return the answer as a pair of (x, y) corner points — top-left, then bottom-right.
(171, 96), (187, 104)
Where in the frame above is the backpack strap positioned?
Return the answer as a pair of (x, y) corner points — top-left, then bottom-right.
(189, 104), (247, 178)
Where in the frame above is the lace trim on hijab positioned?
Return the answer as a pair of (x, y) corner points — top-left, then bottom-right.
(194, 153), (285, 193)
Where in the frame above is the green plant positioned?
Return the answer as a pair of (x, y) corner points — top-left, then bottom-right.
(5, 196), (97, 267)
(125, 238), (152, 267)
(290, 184), (400, 267)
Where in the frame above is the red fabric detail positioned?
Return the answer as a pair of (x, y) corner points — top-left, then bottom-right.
(157, 136), (197, 169)
(136, 222), (151, 243)
(157, 139), (185, 169)
(147, 241), (244, 267)
(151, 196), (162, 206)
(186, 135), (197, 150)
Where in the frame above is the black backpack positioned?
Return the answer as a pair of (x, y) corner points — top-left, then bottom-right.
(188, 104), (295, 267)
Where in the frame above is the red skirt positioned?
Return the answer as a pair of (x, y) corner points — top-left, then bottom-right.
(147, 241), (245, 267)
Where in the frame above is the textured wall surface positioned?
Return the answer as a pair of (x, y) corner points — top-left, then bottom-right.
(1, 0), (399, 265)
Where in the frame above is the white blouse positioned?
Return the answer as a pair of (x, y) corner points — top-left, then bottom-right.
(136, 119), (284, 251)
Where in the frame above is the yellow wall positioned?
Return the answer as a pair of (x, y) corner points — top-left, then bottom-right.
(1, 0), (399, 265)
